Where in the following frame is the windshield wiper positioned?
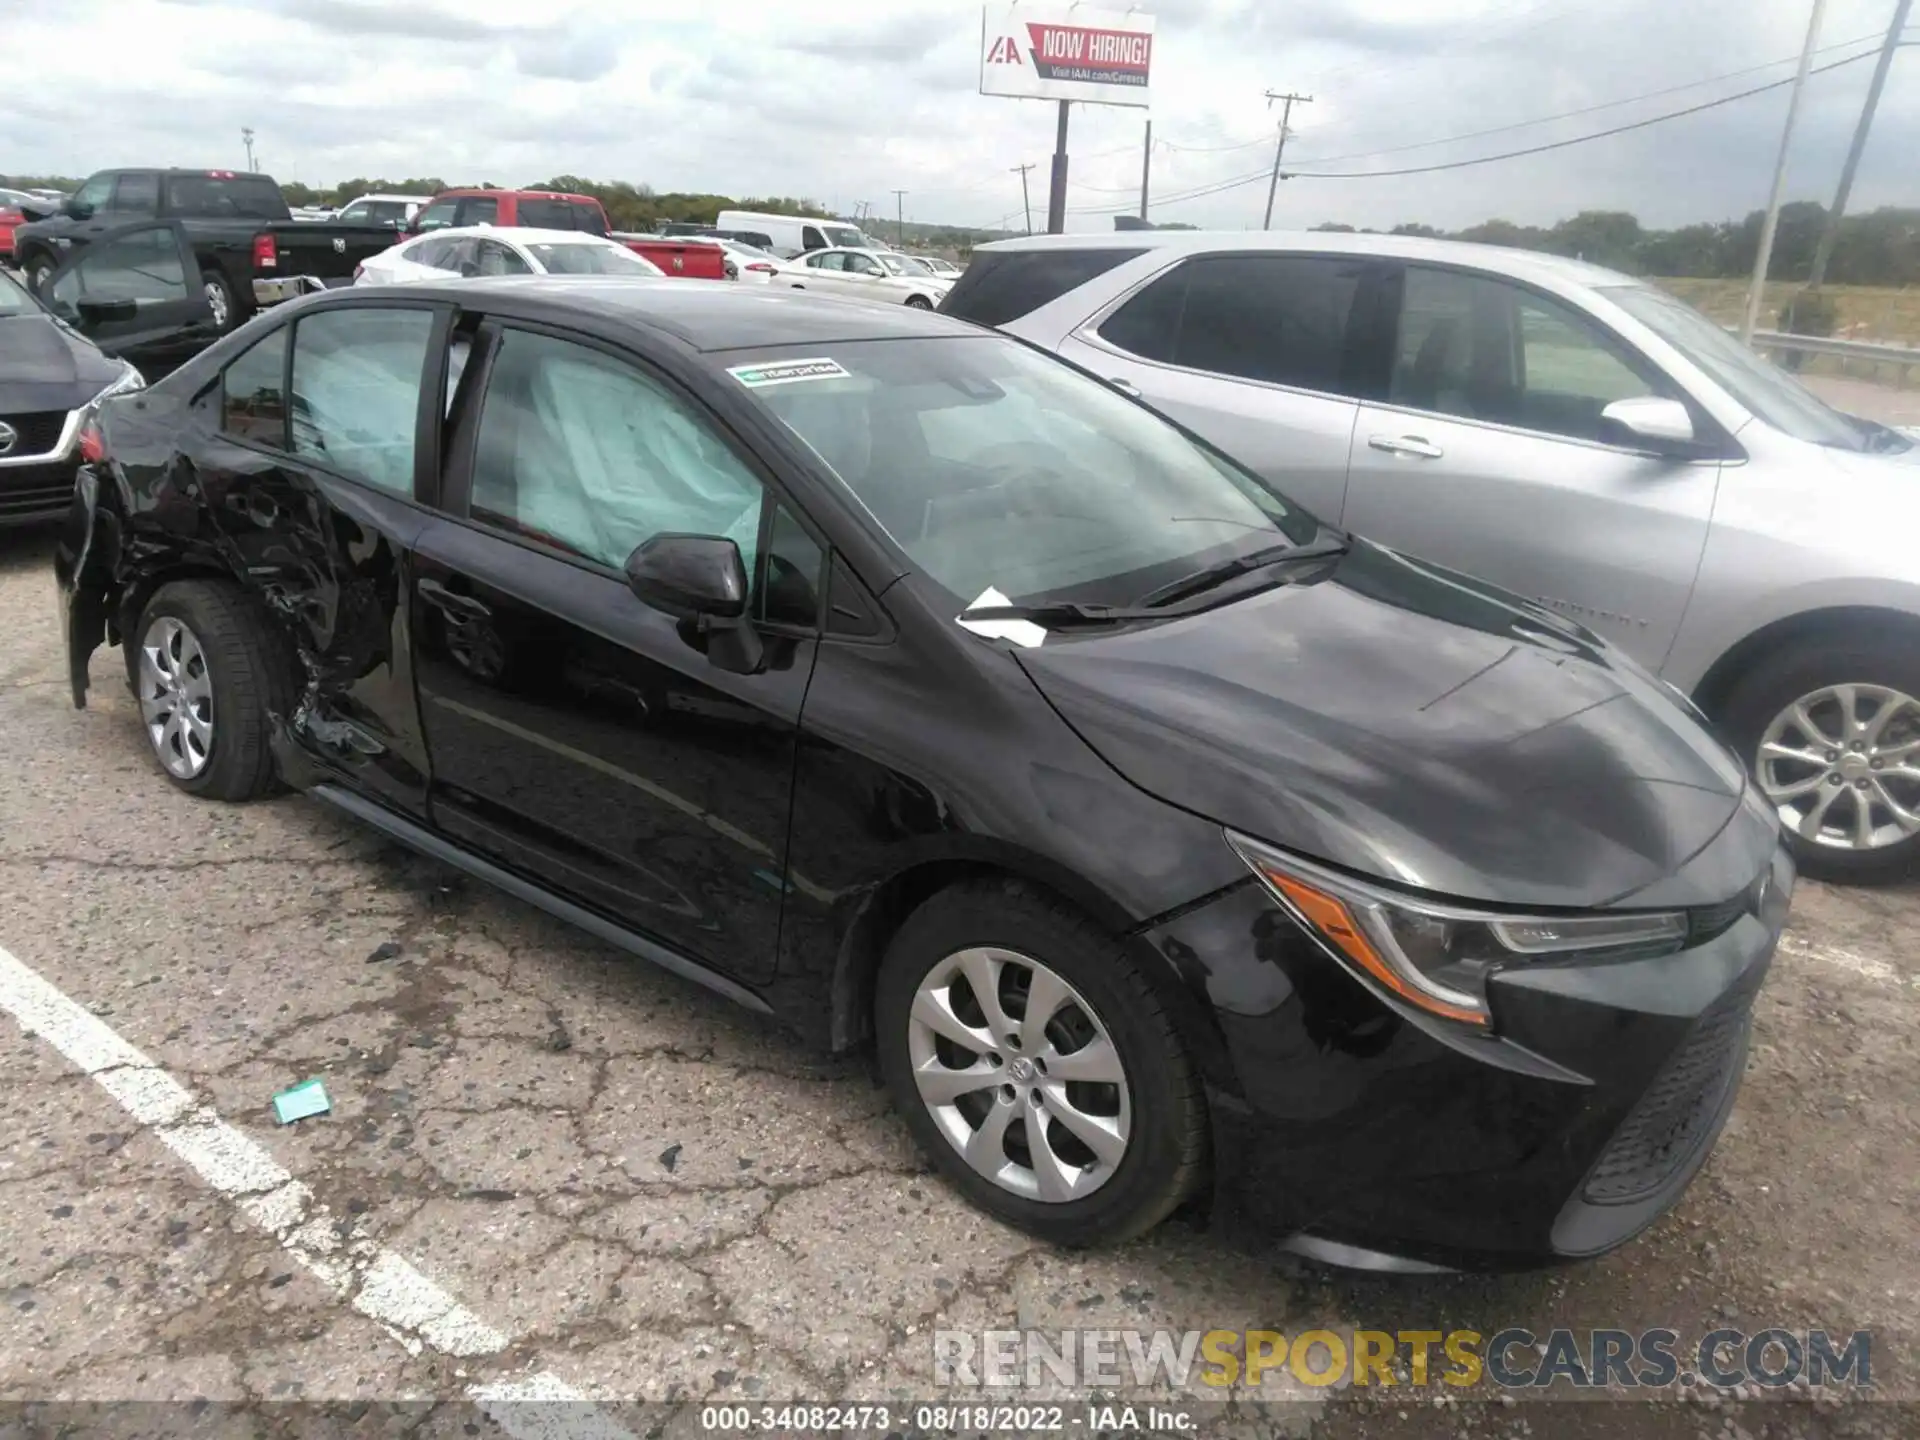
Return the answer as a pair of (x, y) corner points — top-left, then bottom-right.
(1136, 535), (1350, 609)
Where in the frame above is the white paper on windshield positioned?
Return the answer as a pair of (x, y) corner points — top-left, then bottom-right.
(956, 586), (1047, 648)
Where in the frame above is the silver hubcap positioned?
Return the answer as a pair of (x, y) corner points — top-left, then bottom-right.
(1758, 683), (1920, 851)
(205, 281), (229, 327)
(907, 947), (1130, 1203)
(138, 616), (215, 779)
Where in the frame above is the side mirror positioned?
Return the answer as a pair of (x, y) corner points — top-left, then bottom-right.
(1600, 397), (1700, 455)
(63, 197), (93, 220)
(625, 534), (762, 673)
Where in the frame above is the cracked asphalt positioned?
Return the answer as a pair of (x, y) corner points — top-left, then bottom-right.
(0, 525), (1915, 1440)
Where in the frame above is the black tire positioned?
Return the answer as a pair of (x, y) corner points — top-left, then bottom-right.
(1719, 634), (1920, 885)
(200, 269), (238, 333)
(904, 294), (934, 310)
(134, 580), (294, 802)
(874, 879), (1207, 1246)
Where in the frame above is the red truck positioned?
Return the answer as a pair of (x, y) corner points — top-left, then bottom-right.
(410, 188), (611, 236)
(610, 233), (728, 280)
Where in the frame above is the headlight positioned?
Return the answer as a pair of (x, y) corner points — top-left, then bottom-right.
(92, 363), (145, 405)
(1226, 833), (1688, 1029)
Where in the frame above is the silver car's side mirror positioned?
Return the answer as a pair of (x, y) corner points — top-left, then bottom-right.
(1600, 396), (1697, 452)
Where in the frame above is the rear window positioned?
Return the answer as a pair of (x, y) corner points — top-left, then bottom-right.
(164, 174), (287, 221)
(937, 248), (1143, 328)
(517, 199), (608, 235)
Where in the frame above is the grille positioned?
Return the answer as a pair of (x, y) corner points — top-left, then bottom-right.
(0, 462), (77, 522)
(1582, 986), (1752, 1204)
(0, 410), (70, 458)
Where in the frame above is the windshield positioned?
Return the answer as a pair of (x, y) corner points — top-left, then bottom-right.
(0, 271), (38, 316)
(527, 242), (659, 276)
(897, 257), (936, 276)
(1603, 285), (1881, 451)
(876, 254), (909, 275)
(735, 336), (1322, 610)
(824, 225), (864, 248)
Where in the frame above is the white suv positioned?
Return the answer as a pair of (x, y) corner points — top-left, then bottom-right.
(944, 231), (1920, 883)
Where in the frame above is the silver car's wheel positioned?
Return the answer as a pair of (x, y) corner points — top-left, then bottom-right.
(907, 946), (1131, 1203)
(139, 615), (215, 780)
(1757, 683), (1920, 851)
(203, 277), (231, 330)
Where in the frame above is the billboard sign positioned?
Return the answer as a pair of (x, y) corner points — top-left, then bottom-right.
(980, 5), (1154, 109)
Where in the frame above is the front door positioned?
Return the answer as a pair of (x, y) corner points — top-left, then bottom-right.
(46, 222), (218, 377)
(1340, 264), (1722, 670)
(412, 321), (828, 984)
(1055, 252), (1387, 526)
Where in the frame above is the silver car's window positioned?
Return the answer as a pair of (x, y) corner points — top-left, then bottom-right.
(1602, 284), (1868, 451)
(1393, 267), (1666, 444)
(1099, 255), (1366, 398)
(744, 336), (1319, 610)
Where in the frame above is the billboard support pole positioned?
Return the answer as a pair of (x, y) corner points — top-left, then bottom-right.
(1046, 100), (1071, 233)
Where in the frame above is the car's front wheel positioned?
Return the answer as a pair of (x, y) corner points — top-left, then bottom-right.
(875, 880), (1207, 1246)
(1722, 635), (1920, 884)
(134, 580), (292, 801)
(904, 294), (934, 309)
(25, 254), (55, 295)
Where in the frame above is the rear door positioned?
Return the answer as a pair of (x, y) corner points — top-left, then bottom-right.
(410, 319), (826, 984)
(45, 222), (217, 375)
(1053, 252), (1390, 525)
(1340, 264), (1720, 667)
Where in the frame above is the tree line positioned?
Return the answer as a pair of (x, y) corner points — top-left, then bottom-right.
(1310, 201), (1920, 288)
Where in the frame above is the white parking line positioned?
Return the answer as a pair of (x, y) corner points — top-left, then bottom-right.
(0, 942), (634, 1428)
(1778, 931), (1920, 994)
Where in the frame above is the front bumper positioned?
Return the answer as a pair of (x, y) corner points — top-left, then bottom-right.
(1145, 837), (1793, 1272)
(0, 408), (83, 528)
(252, 274), (355, 306)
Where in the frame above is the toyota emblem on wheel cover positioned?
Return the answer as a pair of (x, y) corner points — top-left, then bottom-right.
(332, 237), (347, 253)
(0, 422), (16, 457)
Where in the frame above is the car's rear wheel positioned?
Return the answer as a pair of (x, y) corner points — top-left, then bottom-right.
(201, 270), (236, 332)
(874, 880), (1207, 1246)
(1721, 635), (1920, 883)
(905, 294), (934, 310)
(135, 581), (292, 801)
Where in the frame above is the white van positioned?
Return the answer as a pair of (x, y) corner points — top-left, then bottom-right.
(714, 210), (872, 259)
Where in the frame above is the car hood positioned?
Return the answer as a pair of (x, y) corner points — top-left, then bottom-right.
(1014, 541), (1754, 910)
(0, 313), (122, 413)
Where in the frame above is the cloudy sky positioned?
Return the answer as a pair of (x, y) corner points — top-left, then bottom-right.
(5, 0), (1914, 234)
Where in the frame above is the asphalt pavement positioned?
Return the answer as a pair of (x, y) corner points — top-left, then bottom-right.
(0, 526), (1914, 1440)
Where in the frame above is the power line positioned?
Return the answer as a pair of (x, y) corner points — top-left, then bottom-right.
(1069, 43), (1885, 215)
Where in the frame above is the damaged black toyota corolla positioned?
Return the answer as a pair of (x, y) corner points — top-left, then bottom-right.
(56, 278), (1792, 1271)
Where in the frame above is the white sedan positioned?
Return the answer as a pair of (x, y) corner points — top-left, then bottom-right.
(713, 238), (783, 283)
(354, 227), (665, 286)
(778, 247), (950, 308)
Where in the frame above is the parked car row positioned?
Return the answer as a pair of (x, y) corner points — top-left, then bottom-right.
(53, 274), (1793, 1274)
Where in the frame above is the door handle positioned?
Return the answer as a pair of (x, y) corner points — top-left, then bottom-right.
(1108, 377), (1142, 399)
(418, 577), (491, 620)
(1368, 434), (1445, 460)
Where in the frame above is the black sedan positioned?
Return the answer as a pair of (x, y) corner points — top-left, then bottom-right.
(1, 221), (217, 527)
(55, 277), (1792, 1270)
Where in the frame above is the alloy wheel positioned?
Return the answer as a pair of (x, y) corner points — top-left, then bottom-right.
(1757, 682), (1920, 851)
(204, 280), (230, 329)
(139, 615), (215, 779)
(906, 946), (1131, 1202)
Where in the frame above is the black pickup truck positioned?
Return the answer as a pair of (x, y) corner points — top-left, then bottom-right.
(11, 169), (396, 333)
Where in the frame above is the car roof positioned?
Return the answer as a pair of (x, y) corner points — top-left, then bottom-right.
(433, 188), (599, 202)
(348, 193), (430, 204)
(407, 226), (622, 246)
(974, 228), (1642, 291)
(368, 276), (985, 351)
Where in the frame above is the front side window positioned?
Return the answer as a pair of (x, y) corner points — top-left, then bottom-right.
(938, 247), (1143, 327)
(414, 200), (459, 231)
(742, 335), (1318, 611)
(407, 236), (455, 269)
(1100, 254), (1365, 395)
(222, 326), (288, 447)
(468, 330), (764, 574)
(71, 174), (113, 213)
(50, 226), (189, 308)
(802, 226), (827, 251)
(1392, 267), (1663, 443)
(289, 307), (433, 494)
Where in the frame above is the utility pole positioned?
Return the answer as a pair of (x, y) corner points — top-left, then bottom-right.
(1046, 101), (1072, 234)
(892, 189), (908, 248)
(1011, 163), (1036, 235)
(1741, 0), (1828, 344)
(241, 127), (256, 171)
(1261, 92), (1312, 230)
(1139, 120), (1153, 221)
(1806, 0), (1912, 292)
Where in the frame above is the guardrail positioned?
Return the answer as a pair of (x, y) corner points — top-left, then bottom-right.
(1749, 330), (1920, 382)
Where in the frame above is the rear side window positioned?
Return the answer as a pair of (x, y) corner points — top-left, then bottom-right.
(222, 327), (288, 448)
(289, 307), (433, 495)
(937, 248), (1143, 328)
(1099, 254), (1366, 395)
(457, 196), (500, 227)
(517, 199), (607, 235)
(164, 174), (286, 220)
